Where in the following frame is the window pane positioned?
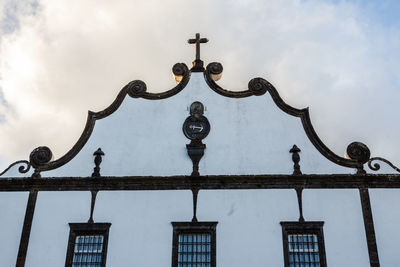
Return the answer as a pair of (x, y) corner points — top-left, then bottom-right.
(178, 233), (211, 264)
(73, 235), (104, 265)
(288, 234), (321, 266)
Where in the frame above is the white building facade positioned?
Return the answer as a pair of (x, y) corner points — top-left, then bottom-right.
(1, 35), (399, 267)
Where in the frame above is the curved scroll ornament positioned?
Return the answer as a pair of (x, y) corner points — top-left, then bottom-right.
(29, 146), (53, 168)
(205, 62), (371, 173)
(204, 62), (264, 98)
(0, 160), (31, 177)
(172, 62), (188, 77)
(346, 142), (371, 164)
(265, 81), (371, 173)
(368, 157), (400, 173)
(208, 62), (223, 74)
(127, 80), (147, 98)
(0, 146), (53, 177)
(31, 63), (190, 173)
(248, 78), (268, 96)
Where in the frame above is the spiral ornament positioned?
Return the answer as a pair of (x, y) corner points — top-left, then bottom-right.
(127, 80), (147, 98)
(368, 157), (400, 173)
(172, 63), (188, 76)
(0, 160), (31, 176)
(29, 146), (53, 168)
(346, 142), (370, 164)
(248, 78), (268, 96)
(207, 62), (223, 75)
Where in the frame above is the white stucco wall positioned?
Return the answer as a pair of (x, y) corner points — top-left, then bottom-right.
(3, 72), (396, 266)
(19, 189), (373, 266)
(0, 192), (28, 267)
(44, 72), (349, 178)
(25, 191), (91, 266)
(370, 189), (400, 266)
(303, 189), (370, 267)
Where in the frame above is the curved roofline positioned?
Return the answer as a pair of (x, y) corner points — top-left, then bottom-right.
(36, 63), (191, 173)
(0, 61), (377, 177)
(202, 62), (369, 172)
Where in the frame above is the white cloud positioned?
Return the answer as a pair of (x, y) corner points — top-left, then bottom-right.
(0, 0), (399, 172)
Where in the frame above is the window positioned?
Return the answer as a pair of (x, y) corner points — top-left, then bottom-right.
(171, 222), (218, 267)
(280, 221), (327, 267)
(65, 223), (111, 267)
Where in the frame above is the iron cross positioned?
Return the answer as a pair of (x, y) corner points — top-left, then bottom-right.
(188, 33), (208, 61)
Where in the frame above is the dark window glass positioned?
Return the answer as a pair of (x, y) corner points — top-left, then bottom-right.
(72, 235), (104, 267)
(65, 223), (111, 267)
(281, 222), (327, 267)
(172, 222), (217, 267)
(178, 233), (211, 267)
(288, 234), (320, 267)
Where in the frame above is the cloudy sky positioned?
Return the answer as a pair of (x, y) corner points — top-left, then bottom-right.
(0, 0), (399, 173)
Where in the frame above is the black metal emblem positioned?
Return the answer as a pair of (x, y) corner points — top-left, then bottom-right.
(183, 102), (210, 177)
(183, 102), (210, 141)
(188, 33), (208, 72)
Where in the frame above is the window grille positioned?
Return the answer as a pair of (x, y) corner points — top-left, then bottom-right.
(280, 222), (327, 267)
(72, 235), (104, 266)
(178, 233), (211, 266)
(172, 222), (217, 267)
(288, 234), (320, 266)
(65, 223), (111, 267)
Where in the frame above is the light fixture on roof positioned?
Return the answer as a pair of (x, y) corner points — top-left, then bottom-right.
(173, 63), (187, 83)
(207, 62), (223, 81)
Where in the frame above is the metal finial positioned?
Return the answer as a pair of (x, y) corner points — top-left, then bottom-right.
(289, 145), (302, 175)
(92, 148), (105, 177)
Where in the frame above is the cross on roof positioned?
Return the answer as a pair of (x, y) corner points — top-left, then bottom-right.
(188, 33), (208, 61)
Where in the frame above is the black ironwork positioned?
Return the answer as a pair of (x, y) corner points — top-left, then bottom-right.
(2, 174), (400, 192)
(359, 188), (380, 267)
(186, 141), (206, 177)
(0, 160), (30, 177)
(23, 63), (189, 175)
(92, 148), (104, 177)
(346, 142), (371, 174)
(183, 102), (210, 177)
(191, 188), (199, 222)
(16, 190), (37, 267)
(171, 222), (217, 267)
(65, 223), (111, 267)
(172, 63), (188, 77)
(89, 148), (103, 223)
(5, 55), (378, 177)
(183, 102), (210, 141)
(204, 63), (267, 98)
(280, 221), (327, 267)
(290, 145), (302, 175)
(29, 146), (53, 177)
(295, 187), (304, 222)
(88, 190), (98, 224)
(126, 80), (147, 98)
(188, 33), (208, 72)
(29, 146), (53, 168)
(204, 62), (371, 173)
(207, 62), (223, 75)
(368, 157), (400, 173)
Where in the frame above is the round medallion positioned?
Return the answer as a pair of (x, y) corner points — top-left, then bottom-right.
(183, 102), (210, 140)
